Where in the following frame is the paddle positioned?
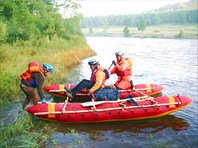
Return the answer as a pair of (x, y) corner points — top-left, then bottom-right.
(108, 63), (113, 70)
(81, 95), (150, 107)
(127, 97), (138, 106)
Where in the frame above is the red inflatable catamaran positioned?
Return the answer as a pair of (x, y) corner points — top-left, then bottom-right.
(43, 83), (163, 99)
(26, 95), (192, 123)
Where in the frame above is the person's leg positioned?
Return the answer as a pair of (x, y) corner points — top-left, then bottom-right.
(20, 84), (38, 109)
(66, 79), (93, 98)
(116, 80), (131, 90)
(71, 79), (93, 96)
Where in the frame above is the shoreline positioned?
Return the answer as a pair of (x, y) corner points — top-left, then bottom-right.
(82, 24), (198, 39)
(84, 35), (198, 39)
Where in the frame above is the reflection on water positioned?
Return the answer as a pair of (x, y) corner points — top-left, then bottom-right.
(47, 115), (189, 136)
(40, 115), (190, 147)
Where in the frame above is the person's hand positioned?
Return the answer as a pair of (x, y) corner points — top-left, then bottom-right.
(87, 90), (92, 97)
(108, 84), (116, 88)
(112, 60), (116, 65)
(42, 99), (46, 104)
(88, 90), (95, 99)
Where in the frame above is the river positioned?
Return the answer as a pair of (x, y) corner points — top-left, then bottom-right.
(1, 37), (198, 147)
(64, 37), (198, 148)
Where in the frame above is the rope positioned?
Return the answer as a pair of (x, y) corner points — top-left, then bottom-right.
(62, 97), (69, 113)
(34, 101), (182, 115)
(133, 88), (157, 104)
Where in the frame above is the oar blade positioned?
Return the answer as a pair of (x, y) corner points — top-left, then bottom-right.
(127, 98), (138, 106)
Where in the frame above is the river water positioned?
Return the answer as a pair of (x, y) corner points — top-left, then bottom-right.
(63, 37), (198, 147)
(1, 37), (198, 147)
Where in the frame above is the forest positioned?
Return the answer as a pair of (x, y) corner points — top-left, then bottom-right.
(81, 1), (197, 38)
(0, 0), (83, 45)
(0, 0), (95, 105)
(81, 9), (197, 28)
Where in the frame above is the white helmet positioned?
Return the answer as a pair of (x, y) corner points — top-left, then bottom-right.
(115, 51), (124, 56)
(88, 59), (99, 66)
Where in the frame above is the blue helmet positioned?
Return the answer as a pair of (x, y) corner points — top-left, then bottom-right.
(43, 63), (54, 72)
(115, 51), (124, 56)
(88, 59), (99, 66)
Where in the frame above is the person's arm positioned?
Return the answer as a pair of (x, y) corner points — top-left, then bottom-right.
(89, 71), (105, 93)
(110, 66), (116, 74)
(115, 60), (128, 71)
(33, 73), (45, 100)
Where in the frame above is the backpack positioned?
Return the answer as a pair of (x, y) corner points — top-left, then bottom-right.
(104, 68), (110, 79)
(125, 57), (133, 75)
(94, 87), (120, 101)
(125, 58), (133, 67)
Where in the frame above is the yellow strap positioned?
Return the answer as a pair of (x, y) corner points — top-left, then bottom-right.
(168, 96), (176, 108)
(59, 85), (65, 94)
(146, 84), (152, 92)
(48, 103), (55, 118)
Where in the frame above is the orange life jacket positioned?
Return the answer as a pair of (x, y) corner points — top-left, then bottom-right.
(90, 66), (109, 86)
(115, 58), (132, 77)
(20, 62), (44, 87)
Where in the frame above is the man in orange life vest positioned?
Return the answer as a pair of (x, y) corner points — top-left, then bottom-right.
(110, 51), (133, 90)
(20, 62), (54, 109)
(65, 59), (109, 99)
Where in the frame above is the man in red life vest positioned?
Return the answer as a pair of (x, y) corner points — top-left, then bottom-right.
(65, 59), (109, 99)
(110, 51), (133, 90)
(20, 62), (54, 109)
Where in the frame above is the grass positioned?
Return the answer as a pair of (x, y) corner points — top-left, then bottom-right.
(0, 111), (56, 147)
(0, 33), (96, 147)
(0, 35), (96, 105)
(82, 24), (198, 39)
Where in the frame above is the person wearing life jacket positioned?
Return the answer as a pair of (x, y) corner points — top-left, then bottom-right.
(65, 59), (110, 98)
(20, 62), (54, 109)
(110, 51), (133, 90)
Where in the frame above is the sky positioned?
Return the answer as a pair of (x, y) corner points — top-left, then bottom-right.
(78, 0), (190, 17)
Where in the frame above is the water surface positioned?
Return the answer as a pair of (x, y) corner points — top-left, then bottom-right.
(1, 37), (197, 147)
(65, 37), (198, 148)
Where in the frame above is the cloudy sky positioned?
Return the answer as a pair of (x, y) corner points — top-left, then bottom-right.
(78, 0), (189, 17)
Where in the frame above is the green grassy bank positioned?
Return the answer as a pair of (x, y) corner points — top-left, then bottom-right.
(0, 111), (57, 147)
(82, 24), (198, 39)
(0, 35), (96, 147)
(0, 1), (96, 147)
(0, 35), (96, 106)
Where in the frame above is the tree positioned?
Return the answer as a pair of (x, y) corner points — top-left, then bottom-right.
(138, 19), (146, 31)
(0, 21), (7, 44)
(123, 26), (130, 37)
(0, 0), (83, 45)
(89, 28), (93, 33)
(175, 30), (184, 38)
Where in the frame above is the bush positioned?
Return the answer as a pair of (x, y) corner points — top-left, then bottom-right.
(0, 21), (7, 44)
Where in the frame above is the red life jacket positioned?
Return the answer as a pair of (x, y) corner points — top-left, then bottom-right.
(20, 62), (44, 87)
(115, 58), (132, 77)
(90, 66), (108, 86)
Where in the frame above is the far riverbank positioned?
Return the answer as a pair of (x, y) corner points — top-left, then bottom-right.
(82, 24), (198, 39)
